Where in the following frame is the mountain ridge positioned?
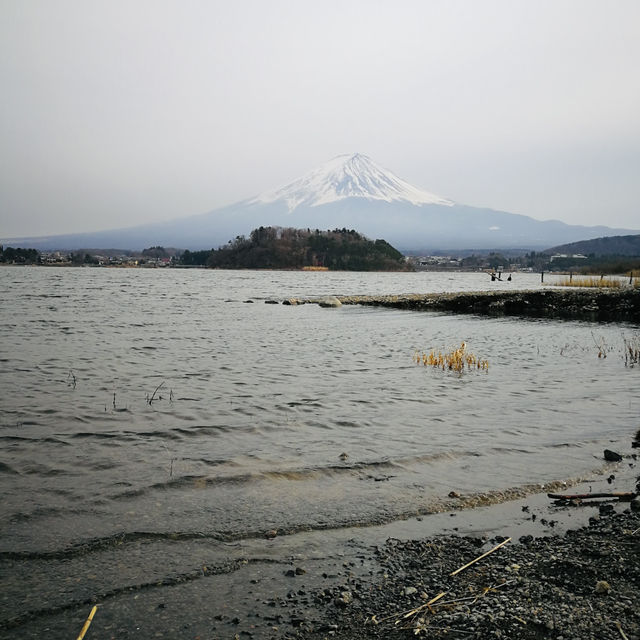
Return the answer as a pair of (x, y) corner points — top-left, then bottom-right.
(3, 154), (638, 251)
(546, 234), (640, 257)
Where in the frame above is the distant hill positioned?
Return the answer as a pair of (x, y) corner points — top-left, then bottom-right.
(546, 234), (640, 257)
(180, 226), (410, 271)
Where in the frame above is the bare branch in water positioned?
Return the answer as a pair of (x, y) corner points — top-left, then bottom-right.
(148, 381), (165, 405)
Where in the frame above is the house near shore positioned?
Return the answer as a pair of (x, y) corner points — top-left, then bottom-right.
(550, 253), (587, 262)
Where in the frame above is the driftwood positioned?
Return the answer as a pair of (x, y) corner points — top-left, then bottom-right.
(548, 492), (636, 501)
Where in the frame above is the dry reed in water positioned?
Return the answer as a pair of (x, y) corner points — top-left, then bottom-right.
(414, 342), (488, 373)
(555, 276), (622, 288)
(623, 335), (640, 366)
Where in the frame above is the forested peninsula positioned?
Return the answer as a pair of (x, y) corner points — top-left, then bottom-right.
(180, 226), (410, 271)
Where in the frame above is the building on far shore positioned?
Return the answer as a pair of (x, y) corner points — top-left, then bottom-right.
(550, 253), (587, 262)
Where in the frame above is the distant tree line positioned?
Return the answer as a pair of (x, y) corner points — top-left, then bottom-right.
(0, 246), (40, 264)
(68, 252), (99, 265)
(456, 250), (640, 274)
(547, 234), (640, 258)
(567, 255), (640, 275)
(141, 246), (180, 259)
(459, 252), (512, 270)
(180, 227), (410, 271)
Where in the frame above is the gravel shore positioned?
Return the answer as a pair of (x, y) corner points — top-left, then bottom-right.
(287, 501), (640, 640)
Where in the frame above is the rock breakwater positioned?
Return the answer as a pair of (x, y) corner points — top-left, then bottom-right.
(288, 289), (640, 322)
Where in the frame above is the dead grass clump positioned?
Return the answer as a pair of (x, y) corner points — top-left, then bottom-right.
(414, 342), (489, 373)
(556, 276), (622, 288)
(623, 335), (640, 367)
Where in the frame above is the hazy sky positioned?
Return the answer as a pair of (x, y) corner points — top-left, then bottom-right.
(1, 0), (639, 238)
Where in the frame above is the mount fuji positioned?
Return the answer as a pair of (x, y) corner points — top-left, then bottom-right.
(7, 153), (637, 252)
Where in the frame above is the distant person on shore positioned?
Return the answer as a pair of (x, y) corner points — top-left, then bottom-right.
(507, 274), (512, 281)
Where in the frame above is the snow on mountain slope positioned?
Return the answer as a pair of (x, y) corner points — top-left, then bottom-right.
(251, 153), (454, 211)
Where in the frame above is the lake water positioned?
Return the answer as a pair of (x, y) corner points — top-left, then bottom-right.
(1, 267), (638, 638)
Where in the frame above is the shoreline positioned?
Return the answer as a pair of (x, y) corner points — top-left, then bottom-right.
(265, 451), (640, 640)
(298, 506), (640, 640)
(5, 452), (637, 640)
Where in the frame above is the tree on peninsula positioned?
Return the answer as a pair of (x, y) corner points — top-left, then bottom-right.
(179, 227), (410, 271)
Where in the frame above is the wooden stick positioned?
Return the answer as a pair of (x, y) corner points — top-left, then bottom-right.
(616, 621), (629, 640)
(548, 492), (636, 501)
(76, 605), (98, 640)
(450, 538), (511, 576)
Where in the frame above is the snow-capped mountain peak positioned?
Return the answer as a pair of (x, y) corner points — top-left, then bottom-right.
(251, 153), (454, 211)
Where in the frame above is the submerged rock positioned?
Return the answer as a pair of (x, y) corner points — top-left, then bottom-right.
(318, 296), (342, 308)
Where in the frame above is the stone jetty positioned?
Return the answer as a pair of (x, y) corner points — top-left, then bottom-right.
(286, 288), (640, 321)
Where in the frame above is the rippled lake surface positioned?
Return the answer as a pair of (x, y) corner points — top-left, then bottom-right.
(1, 267), (638, 638)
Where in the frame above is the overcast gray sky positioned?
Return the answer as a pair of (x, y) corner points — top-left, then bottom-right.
(1, 0), (639, 238)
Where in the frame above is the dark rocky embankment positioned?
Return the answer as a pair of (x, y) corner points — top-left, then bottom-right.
(286, 289), (640, 322)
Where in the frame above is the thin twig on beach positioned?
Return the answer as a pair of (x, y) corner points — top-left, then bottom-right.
(394, 591), (447, 624)
(450, 538), (512, 576)
(398, 623), (474, 635)
(437, 580), (516, 607)
(76, 605), (97, 640)
(616, 621), (630, 640)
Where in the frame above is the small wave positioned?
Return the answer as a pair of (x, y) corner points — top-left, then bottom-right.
(286, 401), (323, 408)
(107, 450), (482, 501)
(333, 420), (362, 428)
(0, 472), (599, 571)
(0, 552), (287, 632)
(20, 462), (83, 477)
(0, 435), (36, 442)
(169, 426), (239, 438)
(0, 461), (19, 474)
(68, 431), (121, 440)
(7, 503), (99, 525)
